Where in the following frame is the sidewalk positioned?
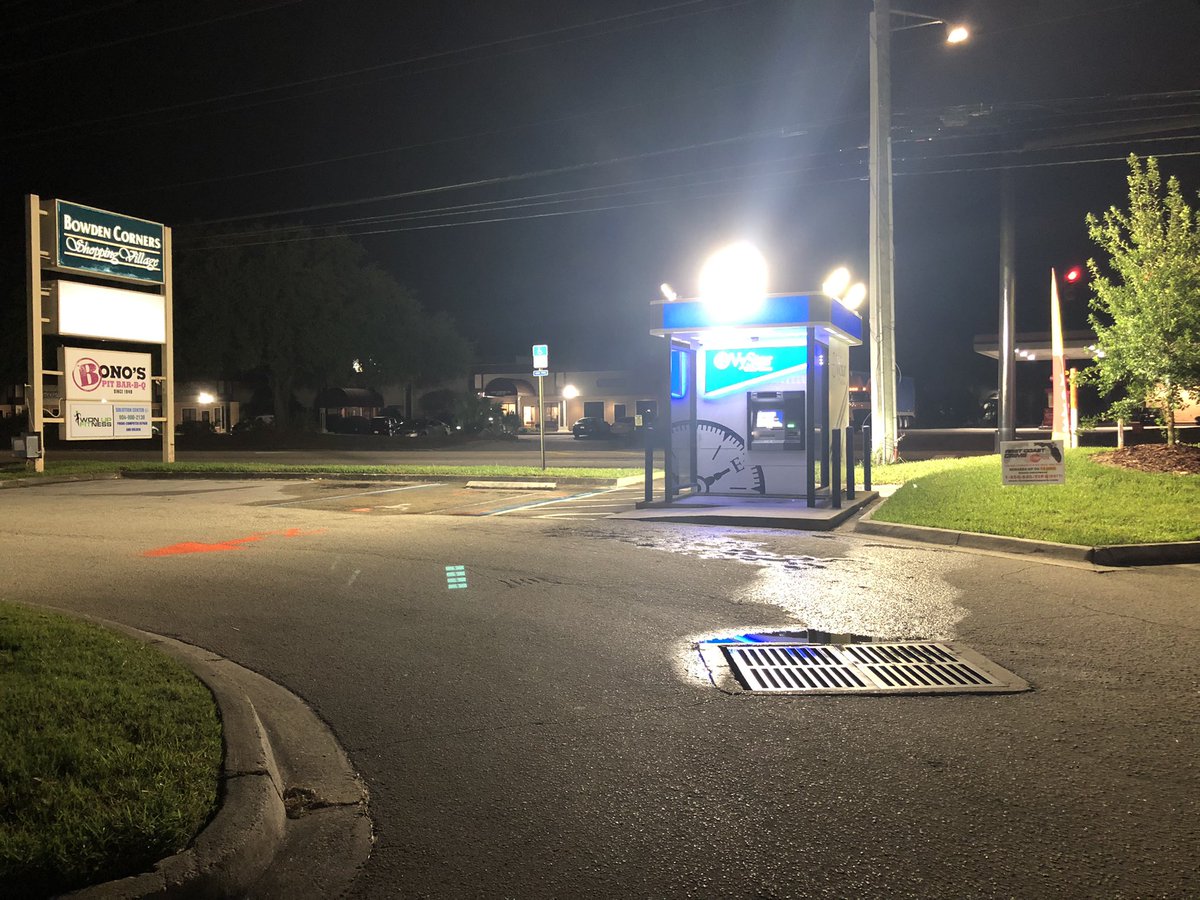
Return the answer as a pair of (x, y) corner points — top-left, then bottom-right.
(611, 487), (1200, 566)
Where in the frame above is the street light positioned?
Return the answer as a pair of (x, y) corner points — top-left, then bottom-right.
(869, 1), (969, 464)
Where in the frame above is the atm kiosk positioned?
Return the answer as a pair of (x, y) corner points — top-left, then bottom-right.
(650, 292), (863, 506)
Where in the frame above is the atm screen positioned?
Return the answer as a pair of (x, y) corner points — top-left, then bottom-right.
(747, 390), (805, 450)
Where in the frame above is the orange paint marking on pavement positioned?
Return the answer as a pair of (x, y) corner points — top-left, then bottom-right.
(143, 528), (325, 558)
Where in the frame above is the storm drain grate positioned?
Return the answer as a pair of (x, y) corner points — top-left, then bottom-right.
(720, 642), (1027, 694)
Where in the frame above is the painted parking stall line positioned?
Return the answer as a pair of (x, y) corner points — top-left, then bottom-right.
(484, 488), (614, 516)
(266, 483), (444, 507)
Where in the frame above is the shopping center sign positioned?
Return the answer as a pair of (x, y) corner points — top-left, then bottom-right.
(44, 200), (164, 285)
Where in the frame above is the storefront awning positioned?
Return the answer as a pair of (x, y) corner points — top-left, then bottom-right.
(482, 377), (535, 396)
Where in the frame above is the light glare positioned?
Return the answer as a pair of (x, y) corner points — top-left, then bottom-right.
(842, 282), (867, 310)
(562, 384), (580, 399)
(197, 392), (215, 405)
(822, 266), (851, 298)
(660, 282), (677, 301)
(946, 25), (969, 43)
(698, 242), (768, 317)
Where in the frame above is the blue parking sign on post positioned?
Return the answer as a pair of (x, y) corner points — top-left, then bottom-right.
(532, 344), (549, 371)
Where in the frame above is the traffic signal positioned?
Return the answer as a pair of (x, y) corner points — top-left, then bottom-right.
(1065, 266), (1082, 284)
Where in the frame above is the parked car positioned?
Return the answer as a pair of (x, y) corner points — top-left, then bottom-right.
(609, 416), (644, 437)
(403, 418), (452, 437)
(370, 416), (404, 436)
(571, 417), (611, 439)
(175, 420), (215, 437)
(230, 416), (273, 436)
(326, 415), (372, 434)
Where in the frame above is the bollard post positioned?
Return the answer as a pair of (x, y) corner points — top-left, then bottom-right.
(846, 427), (855, 500)
(643, 423), (654, 504)
(831, 429), (842, 509)
(863, 425), (872, 491)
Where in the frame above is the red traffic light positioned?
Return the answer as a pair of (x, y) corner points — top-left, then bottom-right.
(1065, 267), (1082, 283)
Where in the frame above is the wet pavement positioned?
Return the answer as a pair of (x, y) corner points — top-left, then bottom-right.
(2, 478), (1196, 898)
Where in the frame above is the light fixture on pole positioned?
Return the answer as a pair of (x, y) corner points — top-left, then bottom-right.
(698, 241), (769, 317)
(823, 266), (867, 311)
(869, 1), (968, 463)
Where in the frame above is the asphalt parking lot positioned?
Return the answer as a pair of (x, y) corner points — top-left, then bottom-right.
(234, 477), (649, 520)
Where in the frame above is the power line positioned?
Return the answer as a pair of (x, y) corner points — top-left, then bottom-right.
(129, 72), (839, 197)
(0, 0), (307, 73)
(181, 139), (1200, 250)
(3, 0), (762, 143)
(183, 126), (811, 227)
(6, 0), (137, 34)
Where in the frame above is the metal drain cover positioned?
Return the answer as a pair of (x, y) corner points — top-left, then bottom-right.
(720, 642), (1028, 694)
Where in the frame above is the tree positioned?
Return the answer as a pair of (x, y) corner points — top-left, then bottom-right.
(175, 227), (471, 428)
(1085, 155), (1200, 446)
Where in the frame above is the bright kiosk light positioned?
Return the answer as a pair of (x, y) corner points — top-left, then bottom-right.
(197, 392), (215, 405)
(822, 266), (851, 298)
(562, 384), (580, 399)
(698, 241), (768, 316)
(842, 282), (867, 311)
(946, 25), (969, 44)
(660, 282), (678, 302)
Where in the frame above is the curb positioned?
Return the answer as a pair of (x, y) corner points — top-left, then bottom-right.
(66, 623), (288, 899)
(0, 472), (120, 489)
(855, 503), (1200, 566)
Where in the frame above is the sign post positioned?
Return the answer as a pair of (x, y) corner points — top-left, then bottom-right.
(533, 344), (549, 471)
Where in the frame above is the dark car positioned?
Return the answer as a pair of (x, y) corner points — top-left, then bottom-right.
(230, 416), (273, 436)
(571, 417), (610, 439)
(175, 420), (216, 437)
(370, 416), (403, 436)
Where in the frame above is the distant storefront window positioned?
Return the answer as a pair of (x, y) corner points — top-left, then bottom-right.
(583, 401), (604, 419)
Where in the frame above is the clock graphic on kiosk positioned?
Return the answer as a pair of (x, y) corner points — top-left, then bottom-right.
(671, 419), (766, 494)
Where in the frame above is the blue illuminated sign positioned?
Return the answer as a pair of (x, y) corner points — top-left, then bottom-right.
(659, 293), (862, 344)
(702, 345), (807, 396)
(670, 349), (688, 399)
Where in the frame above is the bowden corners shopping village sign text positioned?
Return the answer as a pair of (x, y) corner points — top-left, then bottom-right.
(44, 199), (164, 285)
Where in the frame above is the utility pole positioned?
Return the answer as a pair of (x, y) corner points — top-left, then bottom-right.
(998, 171), (1017, 446)
(868, 0), (898, 464)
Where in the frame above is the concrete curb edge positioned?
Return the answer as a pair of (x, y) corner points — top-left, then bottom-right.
(64, 622), (288, 899)
(856, 500), (1200, 566)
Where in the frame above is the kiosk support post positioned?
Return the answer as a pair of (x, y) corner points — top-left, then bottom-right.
(643, 422), (654, 504)
(863, 425), (872, 491)
(846, 427), (856, 499)
(831, 429), (842, 509)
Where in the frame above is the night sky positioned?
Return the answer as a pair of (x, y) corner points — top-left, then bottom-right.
(5, 0), (1200, 414)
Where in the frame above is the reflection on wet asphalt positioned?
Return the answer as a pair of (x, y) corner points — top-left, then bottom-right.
(573, 525), (970, 641)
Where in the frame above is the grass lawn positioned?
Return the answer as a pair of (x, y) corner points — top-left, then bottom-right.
(0, 460), (643, 481)
(0, 603), (221, 898)
(865, 449), (1200, 546)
